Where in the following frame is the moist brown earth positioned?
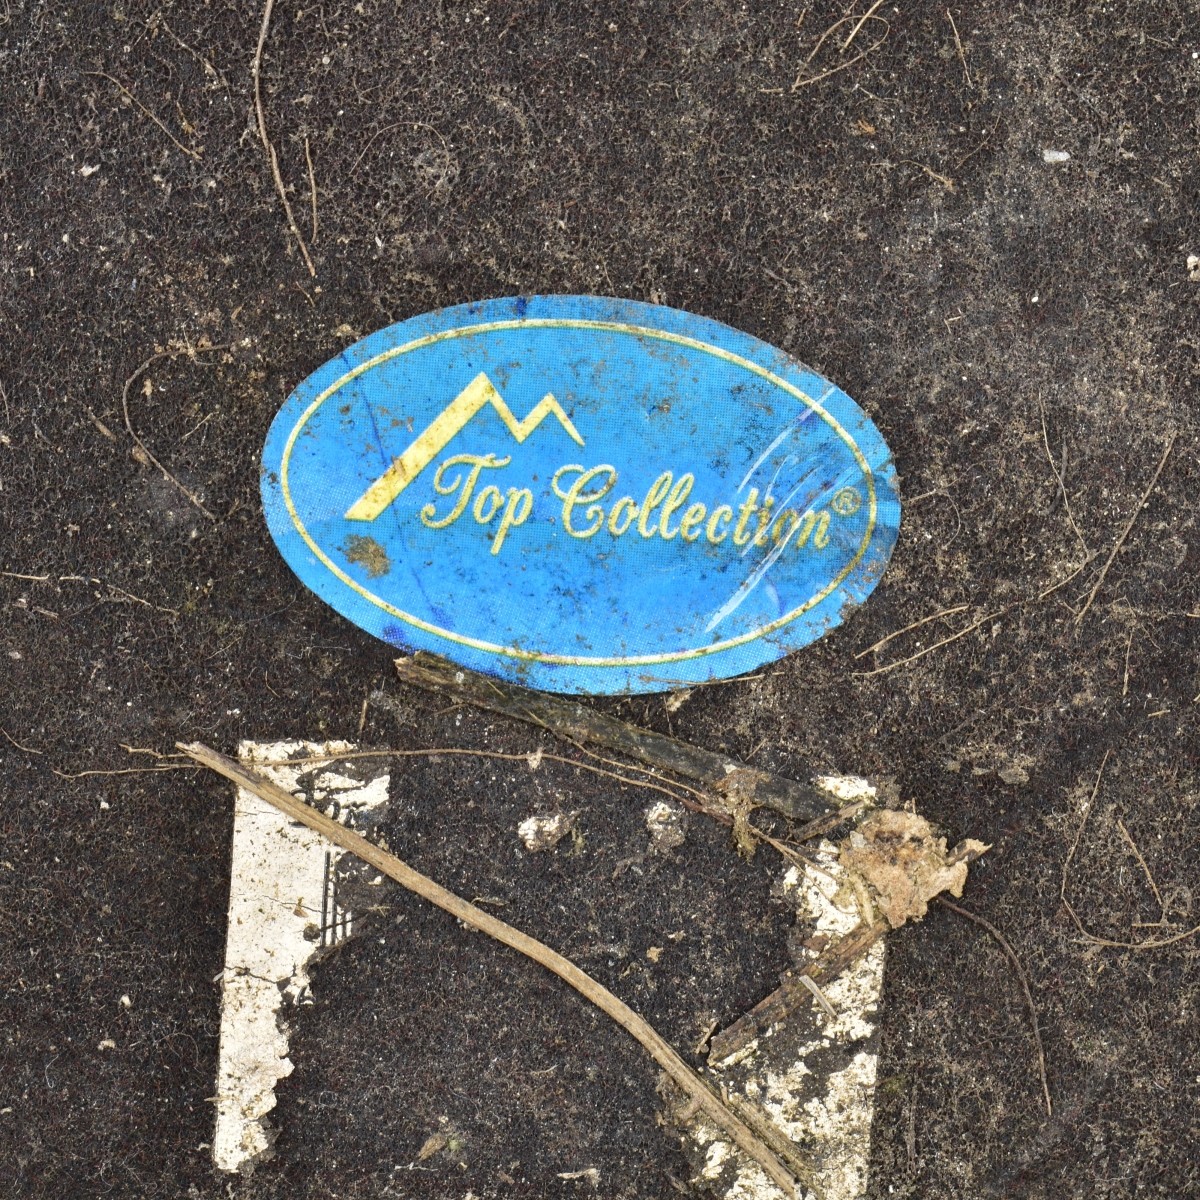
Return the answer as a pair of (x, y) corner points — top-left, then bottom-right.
(2, 2), (1198, 1198)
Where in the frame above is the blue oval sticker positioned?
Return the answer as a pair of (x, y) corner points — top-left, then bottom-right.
(262, 296), (900, 694)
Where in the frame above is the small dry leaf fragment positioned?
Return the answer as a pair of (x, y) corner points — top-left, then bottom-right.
(839, 809), (989, 928)
(712, 767), (766, 858)
(416, 1131), (448, 1161)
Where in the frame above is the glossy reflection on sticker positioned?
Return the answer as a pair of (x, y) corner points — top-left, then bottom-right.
(261, 295), (901, 694)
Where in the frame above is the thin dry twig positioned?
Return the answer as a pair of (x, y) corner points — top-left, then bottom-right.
(86, 407), (117, 441)
(251, 739), (828, 857)
(51, 763), (197, 779)
(121, 346), (228, 521)
(160, 16), (230, 87)
(392, 655), (834, 824)
(248, 744), (706, 812)
(102, 582), (180, 616)
(857, 396), (1101, 672)
(119, 743), (181, 759)
(85, 70), (202, 161)
(853, 607), (1010, 678)
(1116, 816), (1164, 916)
(1, 727), (45, 755)
(1036, 554), (1095, 602)
(797, 14), (854, 70)
(1076, 433), (1176, 623)
(252, 0), (317, 276)
(936, 896), (1051, 1118)
(304, 134), (318, 242)
(791, 11), (890, 91)
(903, 160), (956, 191)
(855, 604), (970, 659)
(517, 706), (717, 810)
(350, 120), (407, 175)
(1061, 752), (1200, 950)
(56, 574), (179, 614)
(1038, 395), (1087, 555)
(945, 8), (972, 88)
(1080, 921), (1200, 950)
(180, 741), (809, 1198)
(859, 546), (1098, 676)
(842, 0), (887, 50)
(1060, 751), (1111, 940)
(795, 972), (837, 1020)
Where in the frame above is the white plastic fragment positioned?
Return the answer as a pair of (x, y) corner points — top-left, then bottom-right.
(692, 841), (886, 1200)
(813, 773), (877, 804)
(1042, 148), (1070, 164)
(212, 740), (390, 1173)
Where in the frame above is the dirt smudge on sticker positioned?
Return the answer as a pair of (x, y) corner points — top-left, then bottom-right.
(343, 534), (391, 578)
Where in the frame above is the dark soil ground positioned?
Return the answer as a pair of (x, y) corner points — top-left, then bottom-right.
(3, 1), (1199, 1197)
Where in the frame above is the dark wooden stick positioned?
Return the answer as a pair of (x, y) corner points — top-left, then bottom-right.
(392, 653), (839, 824)
(709, 919), (888, 1062)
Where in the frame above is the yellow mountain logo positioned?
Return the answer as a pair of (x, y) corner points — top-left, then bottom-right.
(345, 371), (584, 521)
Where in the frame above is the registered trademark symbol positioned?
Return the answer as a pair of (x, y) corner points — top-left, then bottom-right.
(832, 486), (861, 516)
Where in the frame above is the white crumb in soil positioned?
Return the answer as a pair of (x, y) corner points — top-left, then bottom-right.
(517, 810), (574, 851)
(813, 774), (877, 804)
(644, 799), (687, 853)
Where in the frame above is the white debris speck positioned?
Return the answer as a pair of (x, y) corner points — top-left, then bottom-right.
(80, 164), (101, 176)
(701, 1139), (732, 1179)
(98, 1038), (116, 1051)
(557, 1167), (601, 1185)
(517, 811), (574, 852)
(1187, 254), (1200, 282)
(119, 994), (132, 1009)
(1042, 148), (1070, 164)
(814, 774), (876, 804)
(645, 800), (686, 853)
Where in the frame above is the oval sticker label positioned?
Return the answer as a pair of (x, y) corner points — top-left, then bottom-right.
(262, 296), (901, 694)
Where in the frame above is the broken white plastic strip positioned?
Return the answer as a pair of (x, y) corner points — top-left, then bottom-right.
(693, 840), (885, 1200)
(212, 740), (390, 1172)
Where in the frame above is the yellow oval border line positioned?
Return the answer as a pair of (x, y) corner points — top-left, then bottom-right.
(279, 318), (880, 667)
